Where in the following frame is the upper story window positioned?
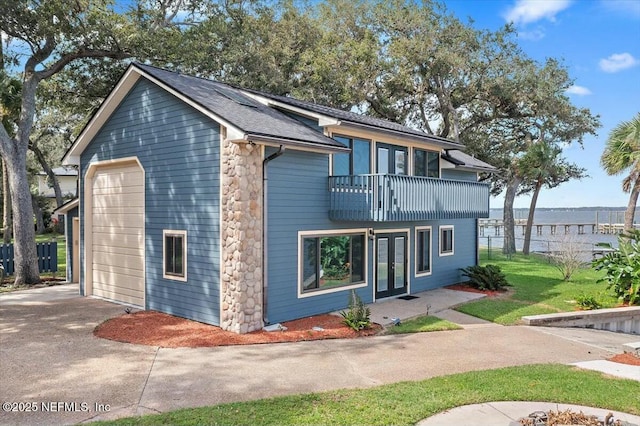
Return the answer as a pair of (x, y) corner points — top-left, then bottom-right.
(377, 143), (408, 175)
(332, 135), (371, 175)
(414, 148), (440, 178)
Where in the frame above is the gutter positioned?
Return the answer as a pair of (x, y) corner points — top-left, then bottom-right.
(262, 145), (285, 325)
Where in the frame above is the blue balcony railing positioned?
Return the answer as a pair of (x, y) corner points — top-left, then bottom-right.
(329, 174), (490, 222)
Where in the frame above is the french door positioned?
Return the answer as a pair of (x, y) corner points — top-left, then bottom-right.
(377, 143), (408, 175)
(375, 232), (408, 299)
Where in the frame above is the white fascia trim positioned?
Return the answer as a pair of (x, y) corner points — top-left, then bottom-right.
(63, 67), (142, 165)
(53, 198), (79, 216)
(241, 91), (340, 127)
(63, 65), (246, 165)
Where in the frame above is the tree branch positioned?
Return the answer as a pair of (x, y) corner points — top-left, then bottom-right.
(35, 48), (132, 81)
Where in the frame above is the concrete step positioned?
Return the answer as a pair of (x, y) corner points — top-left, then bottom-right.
(522, 306), (640, 335)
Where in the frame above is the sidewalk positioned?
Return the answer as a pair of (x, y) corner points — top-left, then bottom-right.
(1, 284), (638, 426)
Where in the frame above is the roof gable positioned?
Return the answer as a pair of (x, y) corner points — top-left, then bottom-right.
(63, 64), (349, 165)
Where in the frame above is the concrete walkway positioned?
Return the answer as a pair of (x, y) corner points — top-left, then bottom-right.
(0, 285), (638, 426)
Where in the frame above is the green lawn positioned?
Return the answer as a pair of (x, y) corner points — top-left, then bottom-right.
(455, 250), (617, 325)
(0, 233), (66, 287)
(383, 315), (461, 334)
(92, 365), (639, 425)
(36, 233), (66, 274)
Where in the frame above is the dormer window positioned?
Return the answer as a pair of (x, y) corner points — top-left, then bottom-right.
(332, 135), (371, 175)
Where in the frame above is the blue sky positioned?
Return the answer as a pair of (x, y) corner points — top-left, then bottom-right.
(441, 0), (640, 209)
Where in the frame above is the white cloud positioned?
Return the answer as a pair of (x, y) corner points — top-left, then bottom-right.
(600, 0), (640, 18)
(503, 0), (572, 25)
(517, 27), (546, 40)
(565, 85), (592, 95)
(599, 53), (640, 73)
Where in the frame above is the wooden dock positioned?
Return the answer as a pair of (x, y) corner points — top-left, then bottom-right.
(478, 219), (632, 236)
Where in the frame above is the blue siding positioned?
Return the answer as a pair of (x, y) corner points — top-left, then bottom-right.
(442, 168), (478, 182)
(266, 148), (479, 324)
(65, 206), (78, 282)
(80, 79), (221, 326)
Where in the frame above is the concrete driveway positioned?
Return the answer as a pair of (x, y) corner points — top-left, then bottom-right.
(0, 285), (636, 425)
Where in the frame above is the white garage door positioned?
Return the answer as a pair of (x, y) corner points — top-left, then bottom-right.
(90, 163), (145, 307)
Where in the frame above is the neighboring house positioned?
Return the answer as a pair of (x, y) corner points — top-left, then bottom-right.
(36, 166), (78, 211)
(60, 63), (494, 334)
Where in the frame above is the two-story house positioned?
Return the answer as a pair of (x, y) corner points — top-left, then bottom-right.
(60, 63), (494, 333)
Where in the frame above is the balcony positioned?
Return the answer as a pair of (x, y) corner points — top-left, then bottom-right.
(329, 174), (490, 222)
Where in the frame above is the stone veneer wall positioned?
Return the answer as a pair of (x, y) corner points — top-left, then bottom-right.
(220, 138), (263, 333)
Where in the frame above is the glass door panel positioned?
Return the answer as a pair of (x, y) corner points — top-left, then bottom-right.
(394, 150), (407, 175)
(377, 143), (408, 175)
(376, 238), (389, 293)
(394, 236), (406, 289)
(377, 147), (389, 174)
(375, 232), (408, 299)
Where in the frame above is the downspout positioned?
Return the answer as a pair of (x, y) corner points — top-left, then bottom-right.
(262, 145), (285, 325)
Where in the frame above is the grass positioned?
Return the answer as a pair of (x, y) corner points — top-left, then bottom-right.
(92, 364), (640, 425)
(383, 315), (461, 334)
(0, 232), (66, 290)
(455, 250), (617, 325)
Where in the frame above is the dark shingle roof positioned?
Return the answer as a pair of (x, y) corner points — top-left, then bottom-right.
(242, 89), (465, 149)
(443, 150), (495, 172)
(134, 63), (349, 152)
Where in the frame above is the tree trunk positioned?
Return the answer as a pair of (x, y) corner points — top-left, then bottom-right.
(32, 196), (45, 235)
(4, 150), (40, 284)
(503, 176), (523, 255)
(523, 179), (543, 255)
(30, 142), (64, 208)
(624, 179), (639, 232)
(2, 160), (12, 244)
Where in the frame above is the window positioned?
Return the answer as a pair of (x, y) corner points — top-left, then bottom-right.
(439, 226), (454, 256)
(300, 232), (366, 295)
(415, 227), (432, 275)
(414, 148), (440, 178)
(332, 135), (371, 175)
(163, 230), (187, 281)
(377, 143), (408, 175)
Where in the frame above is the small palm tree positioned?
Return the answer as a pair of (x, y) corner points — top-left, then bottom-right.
(601, 113), (640, 231)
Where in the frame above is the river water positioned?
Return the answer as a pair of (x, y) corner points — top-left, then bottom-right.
(479, 207), (638, 256)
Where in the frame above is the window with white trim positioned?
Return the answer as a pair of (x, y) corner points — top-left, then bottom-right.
(301, 232), (366, 294)
(439, 226), (454, 256)
(415, 227), (432, 275)
(163, 230), (187, 281)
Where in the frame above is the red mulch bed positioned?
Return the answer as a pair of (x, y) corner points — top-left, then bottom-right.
(609, 353), (640, 366)
(94, 311), (381, 348)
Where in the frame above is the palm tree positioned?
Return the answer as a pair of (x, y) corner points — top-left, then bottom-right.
(601, 113), (640, 231)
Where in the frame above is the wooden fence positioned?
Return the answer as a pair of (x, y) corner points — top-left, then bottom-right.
(0, 242), (58, 275)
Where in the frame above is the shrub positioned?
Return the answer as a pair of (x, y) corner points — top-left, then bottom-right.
(592, 230), (640, 305)
(340, 290), (371, 331)
(460, 264), (511, 291)
(575, 293), (602, 310)
(549, 234), (588, 281)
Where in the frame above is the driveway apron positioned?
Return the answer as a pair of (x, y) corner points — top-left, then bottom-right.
(0, 285), (634, 425)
